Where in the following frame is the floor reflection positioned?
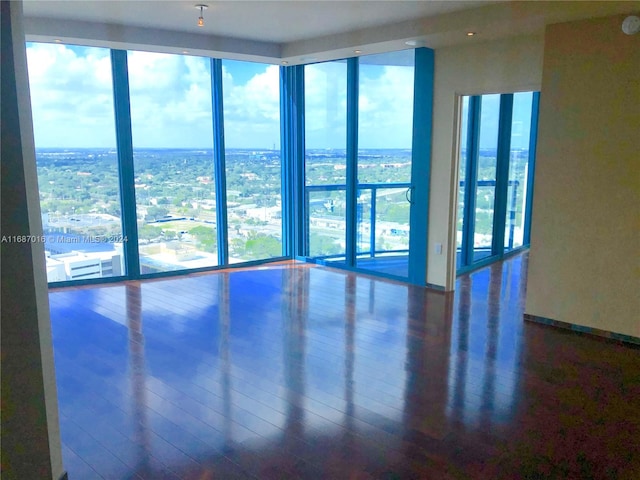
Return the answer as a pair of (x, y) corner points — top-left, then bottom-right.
(49, 253), (640, 479)
(126, 283), (150, 474)
(447, 259), (527, 431)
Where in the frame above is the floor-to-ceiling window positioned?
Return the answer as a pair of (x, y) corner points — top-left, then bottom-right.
(27, 40), (431, 287)
(27, 41), (286, 284)
(221, 60), (283, 263)
(26, 43), (126, 282)
(473, 94), (500, 262)
(457, 92), (539, 273)
(504, 92), (534, 252)
(127, 51), (218, 274)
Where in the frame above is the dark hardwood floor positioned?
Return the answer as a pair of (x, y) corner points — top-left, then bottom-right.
(49, 253), (640, 479)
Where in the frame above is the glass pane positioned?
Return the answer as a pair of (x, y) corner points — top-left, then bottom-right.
(222, 60), (282, 263)
(473, 94), (500, 262)
(357, 51), (414, 184)
(457, 96), (470, 267)
(304, 61), (347, 258)
(307, 189), (347, 257)
(356, 50), (414, 276)
(27, 43), (126, 282)
(356, 189), (372, 255)
(505, 92), (533, 251)
(372, 187), (410, 253)
(128, 51), (218, 274)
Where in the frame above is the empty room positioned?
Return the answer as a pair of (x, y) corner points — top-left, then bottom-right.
(2, 1), (639, 479)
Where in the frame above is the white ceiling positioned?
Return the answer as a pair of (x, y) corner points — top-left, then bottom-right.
(21, 1), (638, 64)
(22, 0), (489, 44)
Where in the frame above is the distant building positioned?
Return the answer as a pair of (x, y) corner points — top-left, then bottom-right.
(240, 173), (260, 180)
(244, 205), (282, 221)
(45, 250), (123, 282)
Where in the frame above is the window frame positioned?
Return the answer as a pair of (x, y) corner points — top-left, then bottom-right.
(456, 91), (540, 276)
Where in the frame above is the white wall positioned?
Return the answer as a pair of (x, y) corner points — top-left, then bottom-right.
(428, 33), (544, 289)
(525, 14), (640, 338)
(1, 1), (64, 478)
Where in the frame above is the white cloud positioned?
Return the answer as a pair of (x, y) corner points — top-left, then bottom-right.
(304, 62), (348, 150)
(221, 62), (280, 149)
(358, 65), (414, 149)
(26, 43), (116, 148)
(127, 51), (213, 148)
(26, 43), (416, 151)
(26, 44), (282, 150)
(303, 61), (414, 150)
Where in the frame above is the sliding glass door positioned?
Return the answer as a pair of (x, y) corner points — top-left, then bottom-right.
(303, 49), (431, 283)
(356, 51), (414, 277)
(457, 92), (539, 273)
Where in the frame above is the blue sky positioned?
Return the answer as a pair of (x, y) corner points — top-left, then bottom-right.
(510, 92), (534, 149)
(460, 92), (533, 150)
(26, 43), (281, 149)
(26, 43), (417, 150)
(303, 55), (415, 150)
(26, 42), (532, 151)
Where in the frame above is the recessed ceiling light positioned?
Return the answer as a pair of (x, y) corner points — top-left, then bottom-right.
(54, 39), (62, 43)
(282, 61), (289, 65)
(466, 32), (476, 37)
(405, 39), (427, 47)
(182, 50), (189, 54)
(354, 50), (362, 54)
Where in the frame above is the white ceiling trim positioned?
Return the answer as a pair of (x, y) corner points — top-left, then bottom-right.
(25, 16), (282, 62)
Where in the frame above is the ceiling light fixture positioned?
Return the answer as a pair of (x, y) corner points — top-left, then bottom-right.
(354, 50), (362, 54)
(282, 61), (289, 65)
(466, 31), (476, 37)
(195, 4), (208, 27)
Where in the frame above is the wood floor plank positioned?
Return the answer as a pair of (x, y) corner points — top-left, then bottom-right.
(49, 253), (640, 479)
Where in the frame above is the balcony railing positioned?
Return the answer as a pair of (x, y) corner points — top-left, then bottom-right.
(457, 179), (521, 262)
(305, 182), (411, 259)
